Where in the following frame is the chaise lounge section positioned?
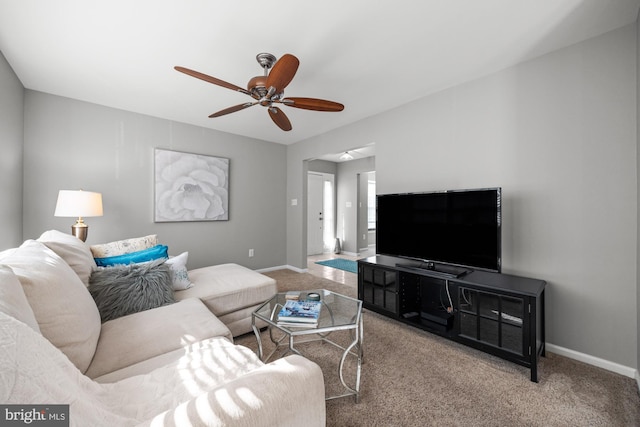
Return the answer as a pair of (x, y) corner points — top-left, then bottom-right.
(176, 263), (277, 337)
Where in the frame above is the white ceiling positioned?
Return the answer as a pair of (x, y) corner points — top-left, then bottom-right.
(1, 0), (638, 147)
(315, 144), (377, 163)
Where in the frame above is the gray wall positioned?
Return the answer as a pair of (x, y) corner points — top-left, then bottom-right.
(21, 91), (287, 270)
(637, 9), (640, 381)
(307, 160), (337, 176)
(287, 24), (637, 369)
(0, 51), (24, 249)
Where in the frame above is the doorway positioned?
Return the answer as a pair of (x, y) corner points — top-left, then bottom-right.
(307, 172), (335, 255)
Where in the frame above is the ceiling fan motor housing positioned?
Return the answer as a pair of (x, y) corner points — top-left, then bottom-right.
(247, 75), (268, 99)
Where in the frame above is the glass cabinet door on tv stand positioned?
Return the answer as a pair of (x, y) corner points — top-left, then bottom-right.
(359, 264), (398, 315)
(458, 288), (525, 356)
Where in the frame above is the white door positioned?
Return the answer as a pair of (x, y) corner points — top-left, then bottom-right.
(307, 173), (324, 255)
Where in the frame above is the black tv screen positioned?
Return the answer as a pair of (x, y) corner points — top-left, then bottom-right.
(376, 188), (501, 272)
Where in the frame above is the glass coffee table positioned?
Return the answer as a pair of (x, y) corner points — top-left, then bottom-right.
(251, 289), (363, 402)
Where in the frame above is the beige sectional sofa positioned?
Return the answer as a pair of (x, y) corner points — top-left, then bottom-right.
(0, 231), (326, 426)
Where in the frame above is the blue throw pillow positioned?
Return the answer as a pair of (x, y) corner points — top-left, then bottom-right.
(94, 244), (169, 267)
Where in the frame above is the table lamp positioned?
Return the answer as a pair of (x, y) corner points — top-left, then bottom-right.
(54, 190), (103, 242)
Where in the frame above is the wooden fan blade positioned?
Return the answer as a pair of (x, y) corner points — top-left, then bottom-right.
(175, 66), (251, 96)
(268, 106), (292, 131)
(209, 102), (257, 118)
(281, 97), (344, 112)
(266, 54), (299, 95)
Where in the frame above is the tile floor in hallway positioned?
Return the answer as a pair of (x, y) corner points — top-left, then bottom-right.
(306, 248), (375, 286)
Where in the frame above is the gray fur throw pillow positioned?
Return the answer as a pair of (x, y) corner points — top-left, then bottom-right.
(88, 259), (174, 322)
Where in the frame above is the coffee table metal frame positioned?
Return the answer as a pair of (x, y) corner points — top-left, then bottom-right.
(251, 289), (363, 402)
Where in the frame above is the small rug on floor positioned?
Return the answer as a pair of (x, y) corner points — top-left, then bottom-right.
(315, 258), (358, 273)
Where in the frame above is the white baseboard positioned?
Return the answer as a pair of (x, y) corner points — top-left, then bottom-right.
(256, 265), (308, 274)
(286, 265), (308, 273)
(340, 251), (358, 257)
(636, 370), (640, 394)
(546, 343), (638, 379)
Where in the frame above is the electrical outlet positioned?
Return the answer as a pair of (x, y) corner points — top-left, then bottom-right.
(249, 249), (254, 257)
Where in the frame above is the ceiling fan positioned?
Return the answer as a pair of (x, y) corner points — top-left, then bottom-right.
(175, 53), (344, 131)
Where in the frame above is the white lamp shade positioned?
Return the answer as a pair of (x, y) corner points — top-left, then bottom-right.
(54, 190), (103, 217)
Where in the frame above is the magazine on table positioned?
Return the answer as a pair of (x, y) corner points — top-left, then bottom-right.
(277, 299), (321, 324)
(276, 320), (319, 329)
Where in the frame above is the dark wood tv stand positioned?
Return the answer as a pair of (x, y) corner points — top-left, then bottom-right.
(357, 255), (546, 382)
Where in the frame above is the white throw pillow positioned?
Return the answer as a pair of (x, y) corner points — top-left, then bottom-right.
(90, 234), (158, 258)
(165, 252), (193, 290)
(37, 230), (97, 286)
(2, 240), (101, 373)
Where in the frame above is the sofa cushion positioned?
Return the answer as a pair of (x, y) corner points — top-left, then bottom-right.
(93, 336), (260, 384)
(93, 347), (188, 383)
(165, 251), (193, 290)
(89, 259), (175, 322)
(0, 247), (17, 259)
(1, 240), (101, 373)
(90, 234), (158, 258)
(0, 265), (41, 333)
(84, 297), (232, 379)
(138, 354), (326, 427)
(37, 229), (97, 286)
(175, 263), (277, 316)
(93, 244), (168, 267)
(217, 303), (269, 337)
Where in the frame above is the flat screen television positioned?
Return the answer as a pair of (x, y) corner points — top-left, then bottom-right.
(376, 187), (501, 272)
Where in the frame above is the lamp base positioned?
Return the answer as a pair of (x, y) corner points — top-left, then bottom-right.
(71, 222), (89, 242)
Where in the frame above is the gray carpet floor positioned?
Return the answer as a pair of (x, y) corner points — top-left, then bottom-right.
(235, 269), (640, 426)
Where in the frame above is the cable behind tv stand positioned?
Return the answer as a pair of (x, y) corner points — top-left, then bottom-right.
(395, 262), (471, 279)
(358, 255), (546, 382)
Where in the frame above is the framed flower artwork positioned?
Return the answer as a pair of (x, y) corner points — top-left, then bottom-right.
(154, 148), (229, 222)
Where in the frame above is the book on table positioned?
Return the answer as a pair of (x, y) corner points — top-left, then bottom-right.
(276, 320), (319, 329)
(277, 300), (321, 325)
(285, 291), (300, 301)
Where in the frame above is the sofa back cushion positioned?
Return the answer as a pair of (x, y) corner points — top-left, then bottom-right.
(37, 230), (97, 286)
(0, 265), (41, 333)
(2, 240), (101, 373)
